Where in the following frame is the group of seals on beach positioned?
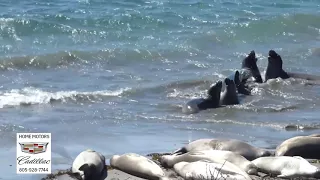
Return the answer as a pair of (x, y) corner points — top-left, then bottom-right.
(182, 50), (320, 114)
(45, 134), (320, 180)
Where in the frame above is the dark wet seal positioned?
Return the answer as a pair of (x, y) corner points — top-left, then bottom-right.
(182, 80), (223, 114)
(220, 78), (240, 105)
(241, 50), (263, 83)
(265, 50), (290, 82)
(232, 70), (252, 95)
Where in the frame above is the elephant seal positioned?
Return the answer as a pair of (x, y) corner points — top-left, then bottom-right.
(227, 70), (251, 95)
(252, 156), (320, 178)
(265, 50), (290, 82)
(173, 160), (252, 180)
(265, 50), (320, 83)
(220, 78), (239, 106)
(275, 135), (320, 159)
(71, 149), (107, 180)
(172, 138), (272, 161)
(226, 51), (263, 95)
(110, 153), (169, 180)
(182, 80), (223, 114)
(241, 50), (263, 84)
(160, 150), (258, 175)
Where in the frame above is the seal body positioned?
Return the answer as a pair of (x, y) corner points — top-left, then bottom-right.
(182, 80), (222, 114)
(227, 70), (251, 95)
(173, 138), (271, 161)
(71, 149), (106, 180)
(241, 50), (263, 84)
(110, 153), (168, 180)
(220, 78), (239, 105)
(265, 50), (290, 82)
(160, 150), (258, 175)
(265, 50), (320, 83)
(252, 156), (320, 178)
(275, 135), (320, 159)
(173, 160), (252, 180)
(182, 98), (205, 114)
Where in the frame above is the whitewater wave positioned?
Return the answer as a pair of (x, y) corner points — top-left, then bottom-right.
(0, 87), (130, 108)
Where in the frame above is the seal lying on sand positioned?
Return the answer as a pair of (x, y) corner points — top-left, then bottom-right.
(275, 135), (320, 159)
(182, 80), (222, 114)
(172, 138), (272, 161)
(265, 50), (320, 83)
(220, 77), (240, 106)
(71, 149), (107, 180)
(173, 160), (252, 180)
(252, 156), (320, 178)
(110, 153), (169, 180)
(160, 150), (258, 175)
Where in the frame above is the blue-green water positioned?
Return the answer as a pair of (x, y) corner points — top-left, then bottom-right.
(0, 0), (320, 179)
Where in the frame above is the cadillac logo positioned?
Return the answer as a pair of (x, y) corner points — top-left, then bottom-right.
(19, 143), (49, 154)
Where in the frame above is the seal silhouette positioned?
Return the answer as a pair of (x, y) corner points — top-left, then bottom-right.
(275, 135), (320, 159)
(265, 50), (320, 83)
(252, 156), (320, 178)
(220, 77), (240, 106)
(228, 70), (251, 95)
(71, 149), (107, 180)
(172, 138), (272, 161)
(265, 50), (290, 82)
(227, 51), (262, 95)
(241, 50), (263, 84)
(182, 80), (222, 114)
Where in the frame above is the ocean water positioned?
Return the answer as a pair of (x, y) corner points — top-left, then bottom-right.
(0, 0), (320, 179)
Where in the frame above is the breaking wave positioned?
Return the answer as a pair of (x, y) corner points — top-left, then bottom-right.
(0, 87), (130, 108)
